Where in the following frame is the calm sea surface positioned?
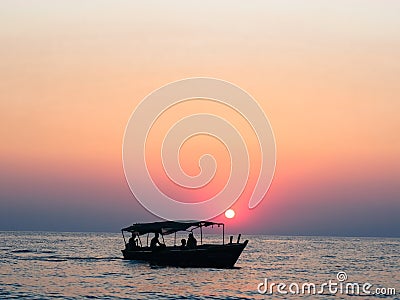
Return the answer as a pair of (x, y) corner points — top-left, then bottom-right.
(0, 232), (399, 299)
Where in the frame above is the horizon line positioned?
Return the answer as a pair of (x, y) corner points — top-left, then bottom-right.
(1, 229), (399, 239)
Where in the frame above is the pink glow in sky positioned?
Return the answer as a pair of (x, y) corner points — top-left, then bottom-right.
(0, 1), (399, 236)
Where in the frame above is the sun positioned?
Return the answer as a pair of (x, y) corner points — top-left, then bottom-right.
(225, 209), (235, 219)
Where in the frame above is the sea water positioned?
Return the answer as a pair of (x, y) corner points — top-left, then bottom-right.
(0, 232), (399, 299)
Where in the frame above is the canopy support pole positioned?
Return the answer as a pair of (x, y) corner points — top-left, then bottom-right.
(200, 225), (203, 245)
(222, 224), (225, 245)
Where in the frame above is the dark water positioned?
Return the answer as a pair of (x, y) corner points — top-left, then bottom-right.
(0, 232), (399, 299)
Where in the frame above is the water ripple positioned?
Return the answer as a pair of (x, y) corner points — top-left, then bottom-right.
(0, 232), (399, 299)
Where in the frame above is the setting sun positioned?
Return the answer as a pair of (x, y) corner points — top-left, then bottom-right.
(225, 209), (235, 219)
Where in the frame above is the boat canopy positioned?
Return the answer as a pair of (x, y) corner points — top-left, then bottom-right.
(121, 220), (223, 236)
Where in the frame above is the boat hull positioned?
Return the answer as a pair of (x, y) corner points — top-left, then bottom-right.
(122, 240), (248, 268)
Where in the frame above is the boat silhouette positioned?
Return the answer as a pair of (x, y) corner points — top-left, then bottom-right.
(121, 220), (248, 268)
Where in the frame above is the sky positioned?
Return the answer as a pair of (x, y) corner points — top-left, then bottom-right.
(0, 1), (399, 236)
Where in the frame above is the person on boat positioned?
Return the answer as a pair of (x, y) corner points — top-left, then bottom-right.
(127, 233), (139, 250)
(179, 239), (187, 250)
(187, 232), (197, 249)
(150, 232), (165, 250)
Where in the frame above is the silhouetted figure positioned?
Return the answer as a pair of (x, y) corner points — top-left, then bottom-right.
(127, 233), (139, 250)
(187, 232), (197, 249)
(180, 239), (187, 250)
(150, 232), (164, 250)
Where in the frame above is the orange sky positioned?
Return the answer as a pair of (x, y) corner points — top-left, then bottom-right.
(0, 1), (399, 235)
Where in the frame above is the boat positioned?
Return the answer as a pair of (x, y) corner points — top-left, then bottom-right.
(121, 220), (248, 268)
